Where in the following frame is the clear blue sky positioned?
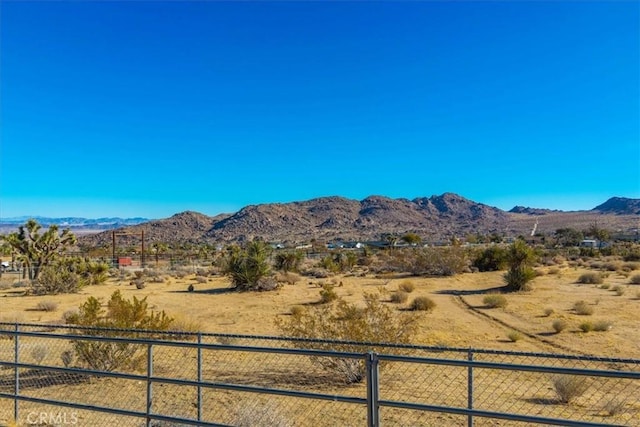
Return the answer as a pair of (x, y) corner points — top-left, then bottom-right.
(1, 1), (638, 219)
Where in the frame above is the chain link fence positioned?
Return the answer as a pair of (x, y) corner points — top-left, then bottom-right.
(0, 323), (638, 426)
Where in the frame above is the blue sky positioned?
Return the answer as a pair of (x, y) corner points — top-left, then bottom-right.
(1, 1), (638, 219)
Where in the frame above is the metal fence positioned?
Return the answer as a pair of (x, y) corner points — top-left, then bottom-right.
(0, 322), (639, 427)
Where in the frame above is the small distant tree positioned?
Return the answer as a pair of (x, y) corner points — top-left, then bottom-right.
(585, 222), (610, 249)
(554, 228), (583, 247)
(504, 239), (537, 292)
(222, 240), (275, 291)
(66, 290), (173, 371)
(1, 219), (76, 280)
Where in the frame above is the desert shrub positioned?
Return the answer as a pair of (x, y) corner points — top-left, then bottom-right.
(33, 267), (81, 295)
(187, 284), (195, 292)
(629, 274), (640, 285)
(167, 316), (203, 340)
(195, 276), (208, 284)
(319, 283), (338, 304)
(133, 270), (144, 279)
(551, 375), (590, 404)
(174, 271), (188, 279)
(552, 319), (568, 333)
(12, 281), (29, 288)
(398, 280), (416, 293)
(274, 251), (304, 273)
(277, 272), (301, 285)
(577, 272), (603, 284)
(472, 246), (508, 272)
(290, 305), (305, 316)
(623, 262), (639, 272)
(36, 300), (58, 312)
(507, 331), (523, 342)
(65, 290), (173, 371)
(602, 262), (619, 272)
(503, 240), (537, 292)
(579, 321), (594, 332)
(593, 320), (613, 332)
(30, 345), (49, 363)
(547, 267), (560, 275)
(133, 279), (146, 289)
(483, 294), (507, 309)
(390, 291), (409, 304)
(222, 241), (274, 291)
(409, 247), (468, 276)
(410, 296), (436, 312)
(573, 301), (594, 315)
(277, 293), (417, 384)
(234, 402), (292, 427)
(603, 399), (625, 416)
(600, 283), (611, 290)
(543, 307), (555, 317)
(612, 285), (625, 296)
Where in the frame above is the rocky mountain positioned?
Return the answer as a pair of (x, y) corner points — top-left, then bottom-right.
(72, 193), (640, 247)
(593, 197), (640, 215)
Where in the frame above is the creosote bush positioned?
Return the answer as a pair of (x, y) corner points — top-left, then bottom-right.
(507, 331), (523, 342)
(483, 294), (507, 309)
(277, 293), (417, 384)
(579, 321), (594, 332)
(577, 272), (603, 285)
(551, 375), (590, 404)
(398, 281), (416, 293)
(390, 291), (409, 304)
(410, 296), (436, 312)
(65, 290), (173, 371)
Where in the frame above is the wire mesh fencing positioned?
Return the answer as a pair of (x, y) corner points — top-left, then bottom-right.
(0, 323), (638, 427)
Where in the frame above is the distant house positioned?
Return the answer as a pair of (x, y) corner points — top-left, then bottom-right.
(580, 239), (609, 249)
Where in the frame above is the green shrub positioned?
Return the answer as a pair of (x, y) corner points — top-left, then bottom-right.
(65, 290), (173, 371)
(390, 291), (409, 304)
(398, 280), (416, 293)
(222, 241), (275, 291)
(507, 331), (523, 342)
(319, 283), (338, 304)
(552, 319), (568, 334)
(277, 293), (417, 383)
(483, 294), (508, 308)
(573, 301), (594, 315)
(577, 272), (603, 284)
(472, 246), (508, 272)
(551, 375), (590, 404)
(579, 321), (594, 332)
(410, 296), (436, 312)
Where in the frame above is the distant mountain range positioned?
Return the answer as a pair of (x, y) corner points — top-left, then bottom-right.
(0, 216), (149, 235)
(68, 194), (640, 247)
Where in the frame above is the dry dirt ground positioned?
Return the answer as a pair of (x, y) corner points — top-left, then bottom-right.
(1, 264), (639, 358)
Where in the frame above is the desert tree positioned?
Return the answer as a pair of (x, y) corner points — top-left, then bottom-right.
(585, 222), (610, 249)
(554, 228), (583, 247)
(1, 219), (76, 280)
(503, 239), (537, 292)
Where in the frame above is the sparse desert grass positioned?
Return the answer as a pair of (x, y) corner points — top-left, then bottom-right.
(410, 296), (436, 312)
(552, 319), (568, 334)
(483, 294), (507, 308)
(551, 375), (590, 404)
(573, 301), (594, 316)
(577, 272), (603, 284)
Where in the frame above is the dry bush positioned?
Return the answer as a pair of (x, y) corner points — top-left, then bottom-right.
(573, 301), (594, 315)
(622, 262), (639, 271)
(195, 276), (208, 284)
(277, 272), (301, 285)
(547, 267), (560, 275)
(36, 300), (58, 312)
(30, 345), (49, 364)
(289, 305), (305, 316)
(234, 402), (292, 427)
(134, 279), (146, 289)
(551, 375), (590, 404)
(167, 316), (203, 340)
(483, 294), (507, 309)
(390, 291), (409, 304)
(277, 293), (417, 384)
(577, 272), (603, 284)
(603, 398), (625, 417)
(593, 320), (613, 332)
(410, 296), (436, 312)
(552, 319), (568, 334)
(174, 271), (188, 279)
(602, 262), (620, 272)
(600, 283), (611, 290)
(60, 350), (74, 367)
(629, 274), (640, 285)
(543, 307), (554, 317)
(398, 280), (416, 293)
(612, 285), (625, 296)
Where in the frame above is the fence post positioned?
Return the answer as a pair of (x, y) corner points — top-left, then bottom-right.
(366, 351), (380, 427)
(146, 344), (153, 427)
(14, 323), (20, 423)
(197, 333), (203, 423)
(467, 350), (474, 427)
